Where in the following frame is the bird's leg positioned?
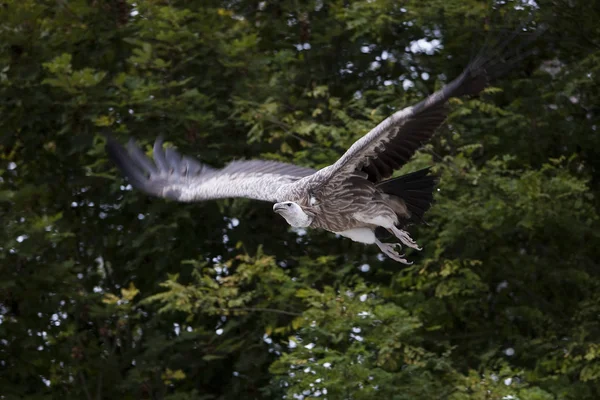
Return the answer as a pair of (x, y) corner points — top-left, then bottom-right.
(389, 226), (422, 251)
(374, 239), (411, 264)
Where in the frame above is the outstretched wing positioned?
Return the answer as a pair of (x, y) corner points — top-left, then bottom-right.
(311, 31), (537, 185)
(106, 137), (316, 203)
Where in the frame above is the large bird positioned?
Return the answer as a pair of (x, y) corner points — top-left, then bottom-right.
(106, 37), (528, 263)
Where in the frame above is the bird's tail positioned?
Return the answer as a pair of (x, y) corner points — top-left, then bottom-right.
(377, 168), (437, 224)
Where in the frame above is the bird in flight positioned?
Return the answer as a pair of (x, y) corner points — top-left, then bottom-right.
(107, 38), (525, 263)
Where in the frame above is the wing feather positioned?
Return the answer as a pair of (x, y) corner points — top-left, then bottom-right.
(309, 29), (541, 186)
(106, 137), (316, 203)
(149, 138), (168, 172)
(126, 139), (158, 175)
(165, 147), (182, 172)
(181, 155), (207, 175)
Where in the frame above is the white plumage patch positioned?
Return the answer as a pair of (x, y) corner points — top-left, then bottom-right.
(353, 213), (395, 228)
(274, 202), (313, 227)
(335, 228), (376, 244)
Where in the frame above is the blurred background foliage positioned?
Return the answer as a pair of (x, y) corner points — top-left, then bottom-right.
(1, 0), (599, 399)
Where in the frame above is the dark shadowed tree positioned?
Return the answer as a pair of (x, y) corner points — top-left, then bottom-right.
(1, 0), (599, 399)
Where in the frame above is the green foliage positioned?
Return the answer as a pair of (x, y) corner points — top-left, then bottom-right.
(1, 0), (600, 399)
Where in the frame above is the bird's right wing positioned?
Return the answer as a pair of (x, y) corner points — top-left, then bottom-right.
(106, 137), (316, 203)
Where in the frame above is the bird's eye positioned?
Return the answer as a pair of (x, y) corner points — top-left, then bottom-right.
(286, 203), (291, 207)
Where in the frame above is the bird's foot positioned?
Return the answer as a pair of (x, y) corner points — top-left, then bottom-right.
(390, 226), (422, 251)
(375, 240), (412, 264)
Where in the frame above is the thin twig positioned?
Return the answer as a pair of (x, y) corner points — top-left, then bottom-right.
(78, 372), (93, 400)
(228, 307), (302, 316)
(264, 117), (317, 146)
(96, 372), (103, 400)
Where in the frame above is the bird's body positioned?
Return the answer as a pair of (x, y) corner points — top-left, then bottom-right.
(284, 173), (404, 233)
(107, 32), (534, 263)
(276, 165), (431, 262)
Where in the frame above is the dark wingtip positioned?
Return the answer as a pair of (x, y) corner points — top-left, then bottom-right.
(105, 137), (155, 194)
(105, 136), (130, 174)
(463, 23), (546, 96)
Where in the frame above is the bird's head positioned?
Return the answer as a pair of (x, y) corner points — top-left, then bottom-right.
(273, 201), (313, 228)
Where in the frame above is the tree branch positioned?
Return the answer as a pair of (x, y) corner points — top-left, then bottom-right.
(228, 307), (302, 316)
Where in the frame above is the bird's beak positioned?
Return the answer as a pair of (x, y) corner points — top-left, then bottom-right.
(273, 204), (285, 213)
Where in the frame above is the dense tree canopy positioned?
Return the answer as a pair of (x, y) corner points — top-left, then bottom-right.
(1, 0), (600, 399)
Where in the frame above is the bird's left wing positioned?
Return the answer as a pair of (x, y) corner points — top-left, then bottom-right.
(310, 33), (534, 185)
(106, 137), (316, 203)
